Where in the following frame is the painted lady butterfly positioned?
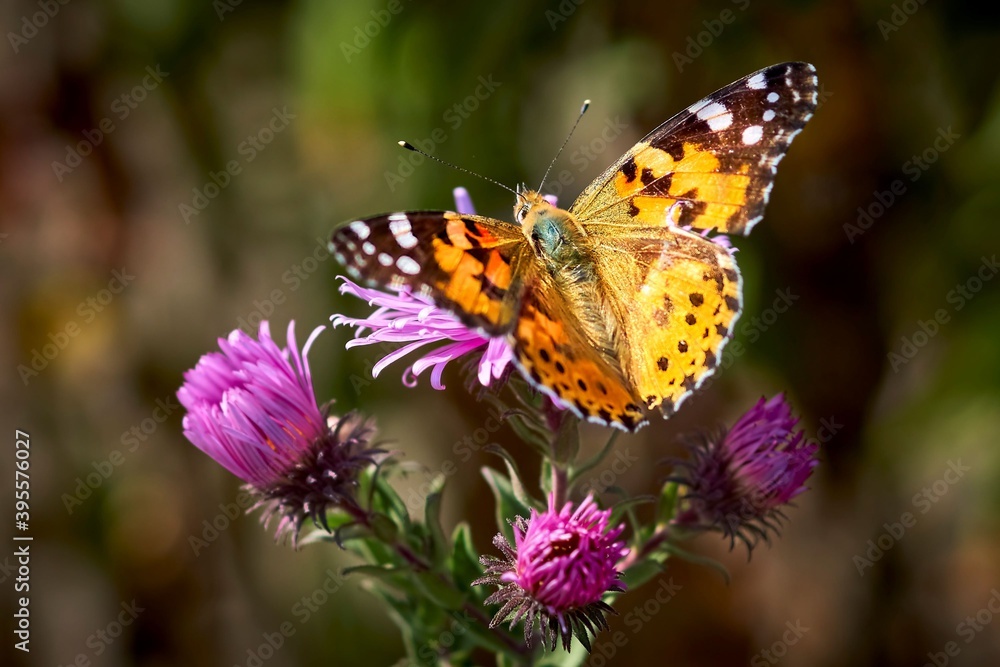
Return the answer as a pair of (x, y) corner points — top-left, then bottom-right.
(331, 62), (818, 431)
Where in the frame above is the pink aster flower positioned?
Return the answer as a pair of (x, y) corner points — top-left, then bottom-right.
(673, 393), (819, 550)
(473, 493), (628, 652)
(178, 320), (380, 545)
(331, 187), (519, 390)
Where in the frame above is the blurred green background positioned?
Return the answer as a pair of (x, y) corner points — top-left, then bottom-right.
(3, 0), (1000, 665)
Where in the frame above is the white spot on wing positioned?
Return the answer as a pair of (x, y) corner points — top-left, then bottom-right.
(742, 125), (763, 145)
(767, 92), (779, 103)
(747, 73), (766, 90)
(378, 252), (393, 266)
(389, 217), (419, 249)
(362, 241), (376, 255)
(396, 256), (420, 275)
(696, 101), (733, 131)
(763, 109), (776, 122)
(349, 220), (370, 240)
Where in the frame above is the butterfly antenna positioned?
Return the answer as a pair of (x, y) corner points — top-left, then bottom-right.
(397, 141), (525, 203)
(537, 99), (590, 193)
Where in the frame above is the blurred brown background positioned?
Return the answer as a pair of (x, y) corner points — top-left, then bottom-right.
(3, 0), (1000, 665)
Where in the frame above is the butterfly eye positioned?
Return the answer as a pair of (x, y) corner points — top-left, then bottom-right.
(516, 203), (530, 222)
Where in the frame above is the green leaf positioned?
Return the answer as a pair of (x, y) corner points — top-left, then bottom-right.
(449, 522), (484, 590)
(372, 474), (411, 530)
(660, 542), (731, 584)
(411, 571), (467, 610)
(483, 444), (532, 507)
(423, 474), (448, 567)
(609, 494), (656, 526)
(535, 635), (590, 666)
(657, 481), (680, 526)
(621, 558), (665, 589)
(482, 466), (531, 543)
(369, 511), (400, 543)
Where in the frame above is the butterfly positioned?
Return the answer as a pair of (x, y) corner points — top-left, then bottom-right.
(331, 62), (818, 431)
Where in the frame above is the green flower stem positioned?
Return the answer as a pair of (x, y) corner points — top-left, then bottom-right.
(551, 464), (568, 508)
(345, 505), (531, 662)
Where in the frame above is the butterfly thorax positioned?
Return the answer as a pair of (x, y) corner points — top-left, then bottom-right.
(515, 190), (623, 367)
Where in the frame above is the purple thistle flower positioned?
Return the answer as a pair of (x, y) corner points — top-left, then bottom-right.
(331, 187), (518, 390)
(673, 393), (819, 550)
(178, 321), (381, 545)
(473, 493), (628, 652)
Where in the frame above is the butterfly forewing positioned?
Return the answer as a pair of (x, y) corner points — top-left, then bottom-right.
(571, 62), (818, 236)
(330, 212), (528, 335)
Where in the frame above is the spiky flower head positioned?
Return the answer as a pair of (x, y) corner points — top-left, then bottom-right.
(178, 320), (381, 546)
(474, 493), (628, 652)
(673, 393), (819, 550)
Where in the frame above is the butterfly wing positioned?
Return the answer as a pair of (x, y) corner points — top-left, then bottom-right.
(571, 62), (818, 236)
(592, 228), (742, 418)
(510, 268), (648, 432)
(330, 212), (529, 335)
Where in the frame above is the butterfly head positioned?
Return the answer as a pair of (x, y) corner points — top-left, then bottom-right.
(515, 189), (586, 263)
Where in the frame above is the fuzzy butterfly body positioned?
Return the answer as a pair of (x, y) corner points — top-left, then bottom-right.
(331, 62), (818, 431)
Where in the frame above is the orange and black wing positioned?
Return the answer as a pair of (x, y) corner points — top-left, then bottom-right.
(509, 271), (648, 432)
(572, 62), (818, 236)
(330, 212), (529, 335)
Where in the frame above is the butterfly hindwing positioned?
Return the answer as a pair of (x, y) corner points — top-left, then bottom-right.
(571, 62), (818, 236)
(593, 228), (742, 418)
(510, 273), (648, 431)
(330, 212), (528, 335)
